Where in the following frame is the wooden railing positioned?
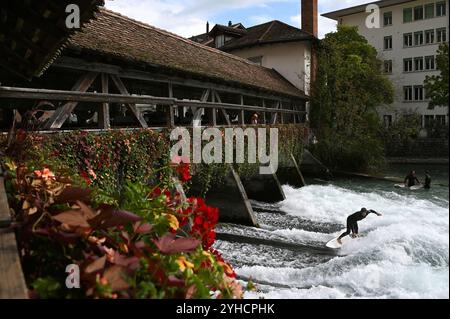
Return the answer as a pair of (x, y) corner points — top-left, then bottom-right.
(0, 166), (28, 298)
(0, 85), (306, 130)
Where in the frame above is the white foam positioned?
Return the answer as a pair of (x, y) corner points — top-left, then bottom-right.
(236, 184), (449, 299)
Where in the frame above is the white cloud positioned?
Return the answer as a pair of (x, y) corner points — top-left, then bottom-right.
(105, 0), (295, 37)
(104, 0), (374, 38)
(250, 15), (274, 25)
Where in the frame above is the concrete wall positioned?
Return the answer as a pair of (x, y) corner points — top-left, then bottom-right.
(385, 137), (449, 157)
(228, 42), (312, 94)
(336, 0), (449, 124)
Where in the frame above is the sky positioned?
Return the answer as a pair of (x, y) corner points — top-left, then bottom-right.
(105, 0), (373, 39)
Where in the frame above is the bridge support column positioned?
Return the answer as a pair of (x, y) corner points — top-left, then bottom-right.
(276, 153), (307, 188)
(189, 165), (259, 227)
(241, 171), (286, 203)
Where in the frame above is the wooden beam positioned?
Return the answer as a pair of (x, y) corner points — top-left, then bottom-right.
(0, 87), (306, 115)
(239, 95), (245, 125)
(4, 1), (66, 39)
(167, 83), (175, 127)
(270, 101), (280, 125)
(214, 91), (231, 126)
(53, 57), (304, 103)
(110, 75), (148, 128)
(45, 72), (98, 129)
(0, 168), (28, 299)
(98, 73), (110, 129)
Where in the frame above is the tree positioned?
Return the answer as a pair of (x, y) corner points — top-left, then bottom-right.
(309, 25), (394, 172)
(424, 43), (449, 110)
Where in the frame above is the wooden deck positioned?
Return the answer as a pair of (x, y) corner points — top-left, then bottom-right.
(0, 167), (28, 299)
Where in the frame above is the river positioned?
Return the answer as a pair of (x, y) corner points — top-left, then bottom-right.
(213, 164), (449, 299)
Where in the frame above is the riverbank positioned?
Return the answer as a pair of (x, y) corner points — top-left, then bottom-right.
(387, 158), (449, 165)
(213, 164), (449, 299)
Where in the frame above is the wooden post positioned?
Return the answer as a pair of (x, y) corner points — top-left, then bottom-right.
(98, 73), (110, 129)
(167, 83), (175, 128)
(270, 101), (279, 125)
(110, 75), (148, 128)
(239, 95), (245, 125)
(209, 90), (217, 126)
(214, 91), (231, 126)
(0, 168), (28, 298)
(192, 89), (209, 127)
(45, 72), (98, 129)
(279, 101), (284, 124)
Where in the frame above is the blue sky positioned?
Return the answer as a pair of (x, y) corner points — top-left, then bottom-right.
(105, 0), (372, 38)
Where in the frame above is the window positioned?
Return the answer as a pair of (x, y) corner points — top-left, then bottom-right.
(424, 115), (434, 127)
(404, 33), (413, 47)
(404, 8), (413, 22)
(384, 115), (393, 128)
(425, 56), (435, 70)
(215, 35), (225, 48)
(425, 3), (435, 19)
(384, 60), (393, 73)
(403, 58), (413, 72)
(414, 6), (424, 20)
(437, 28), (447, 42)
(437, 1), (447, 16)
(384, 36), (393, 50)
(425, 29), (435, 44)
(384, 11), (393, 26)
(414, 85), (424, 100)
(248, 56), (263, 66)
(404, 86), (413, 101)
(414, 57), (424, 71)
(436, 115), (446, 125)
(414, 31), (424, 45)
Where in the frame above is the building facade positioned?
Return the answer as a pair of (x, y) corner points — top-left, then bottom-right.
(323, 0), (449, 132)
(190, 1), (318, 96)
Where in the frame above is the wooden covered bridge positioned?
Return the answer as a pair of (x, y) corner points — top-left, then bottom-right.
(0, 0), (310, 298)
(0, 2), (308, 131)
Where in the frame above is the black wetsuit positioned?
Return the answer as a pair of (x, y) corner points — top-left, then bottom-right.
(338, 210), (379, 240)
(405, 174), (420, 187)
(424, 174), (431, 189)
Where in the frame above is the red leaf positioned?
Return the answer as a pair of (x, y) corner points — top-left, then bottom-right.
(103, 265), (130, 291)
(133, 222), (153, 234)
(85, 256), (106, 274)
(96, 209), (142, 229)
(53, 210), (90, 228)
(154, 234), (200, 254)
(56, 187), (91, 204)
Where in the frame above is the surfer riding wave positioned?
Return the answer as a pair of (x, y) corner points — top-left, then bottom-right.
(337, 208), (382, 245)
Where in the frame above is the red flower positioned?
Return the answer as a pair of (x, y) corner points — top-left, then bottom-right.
(16, 129), (27, 143)
(80, 170), (91, 186)
(176, 162), (191, 182)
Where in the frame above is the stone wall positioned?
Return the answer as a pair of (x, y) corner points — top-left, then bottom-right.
(385, 138), (449, 158)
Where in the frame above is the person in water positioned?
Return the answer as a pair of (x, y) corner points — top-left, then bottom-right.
(424, 171), (432, 189)
(404, 170), (421, 187)
(337, 208), (382, 245)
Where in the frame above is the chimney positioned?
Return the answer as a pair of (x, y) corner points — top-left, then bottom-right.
(206, 21), (210, 33)
(301, 0), (318, 37)
(228, 20), (232, 27)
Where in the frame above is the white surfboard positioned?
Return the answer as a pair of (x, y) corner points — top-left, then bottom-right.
(326, 230), (353, 249)
(394, 184), (423, 190)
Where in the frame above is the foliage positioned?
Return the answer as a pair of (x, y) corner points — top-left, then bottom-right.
(310, 25), (394, 172)
(383, 111), (422, 142)
(424, 43), (449, 109)
(1, 130), (244, 299)
(192, 125), (307, 195)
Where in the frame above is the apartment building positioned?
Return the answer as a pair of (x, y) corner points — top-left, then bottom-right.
(323, 0), (449, 132)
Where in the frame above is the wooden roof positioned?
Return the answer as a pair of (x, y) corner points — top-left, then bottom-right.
(68, 9), (307, 99)
(0, 0), (103, 80)
(220, 20), (314, 52)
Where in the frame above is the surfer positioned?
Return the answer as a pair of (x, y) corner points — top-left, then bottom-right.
(337, 208), (382, 245)
(424, 171), (432, 189)
(404, 170), (421, 187)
